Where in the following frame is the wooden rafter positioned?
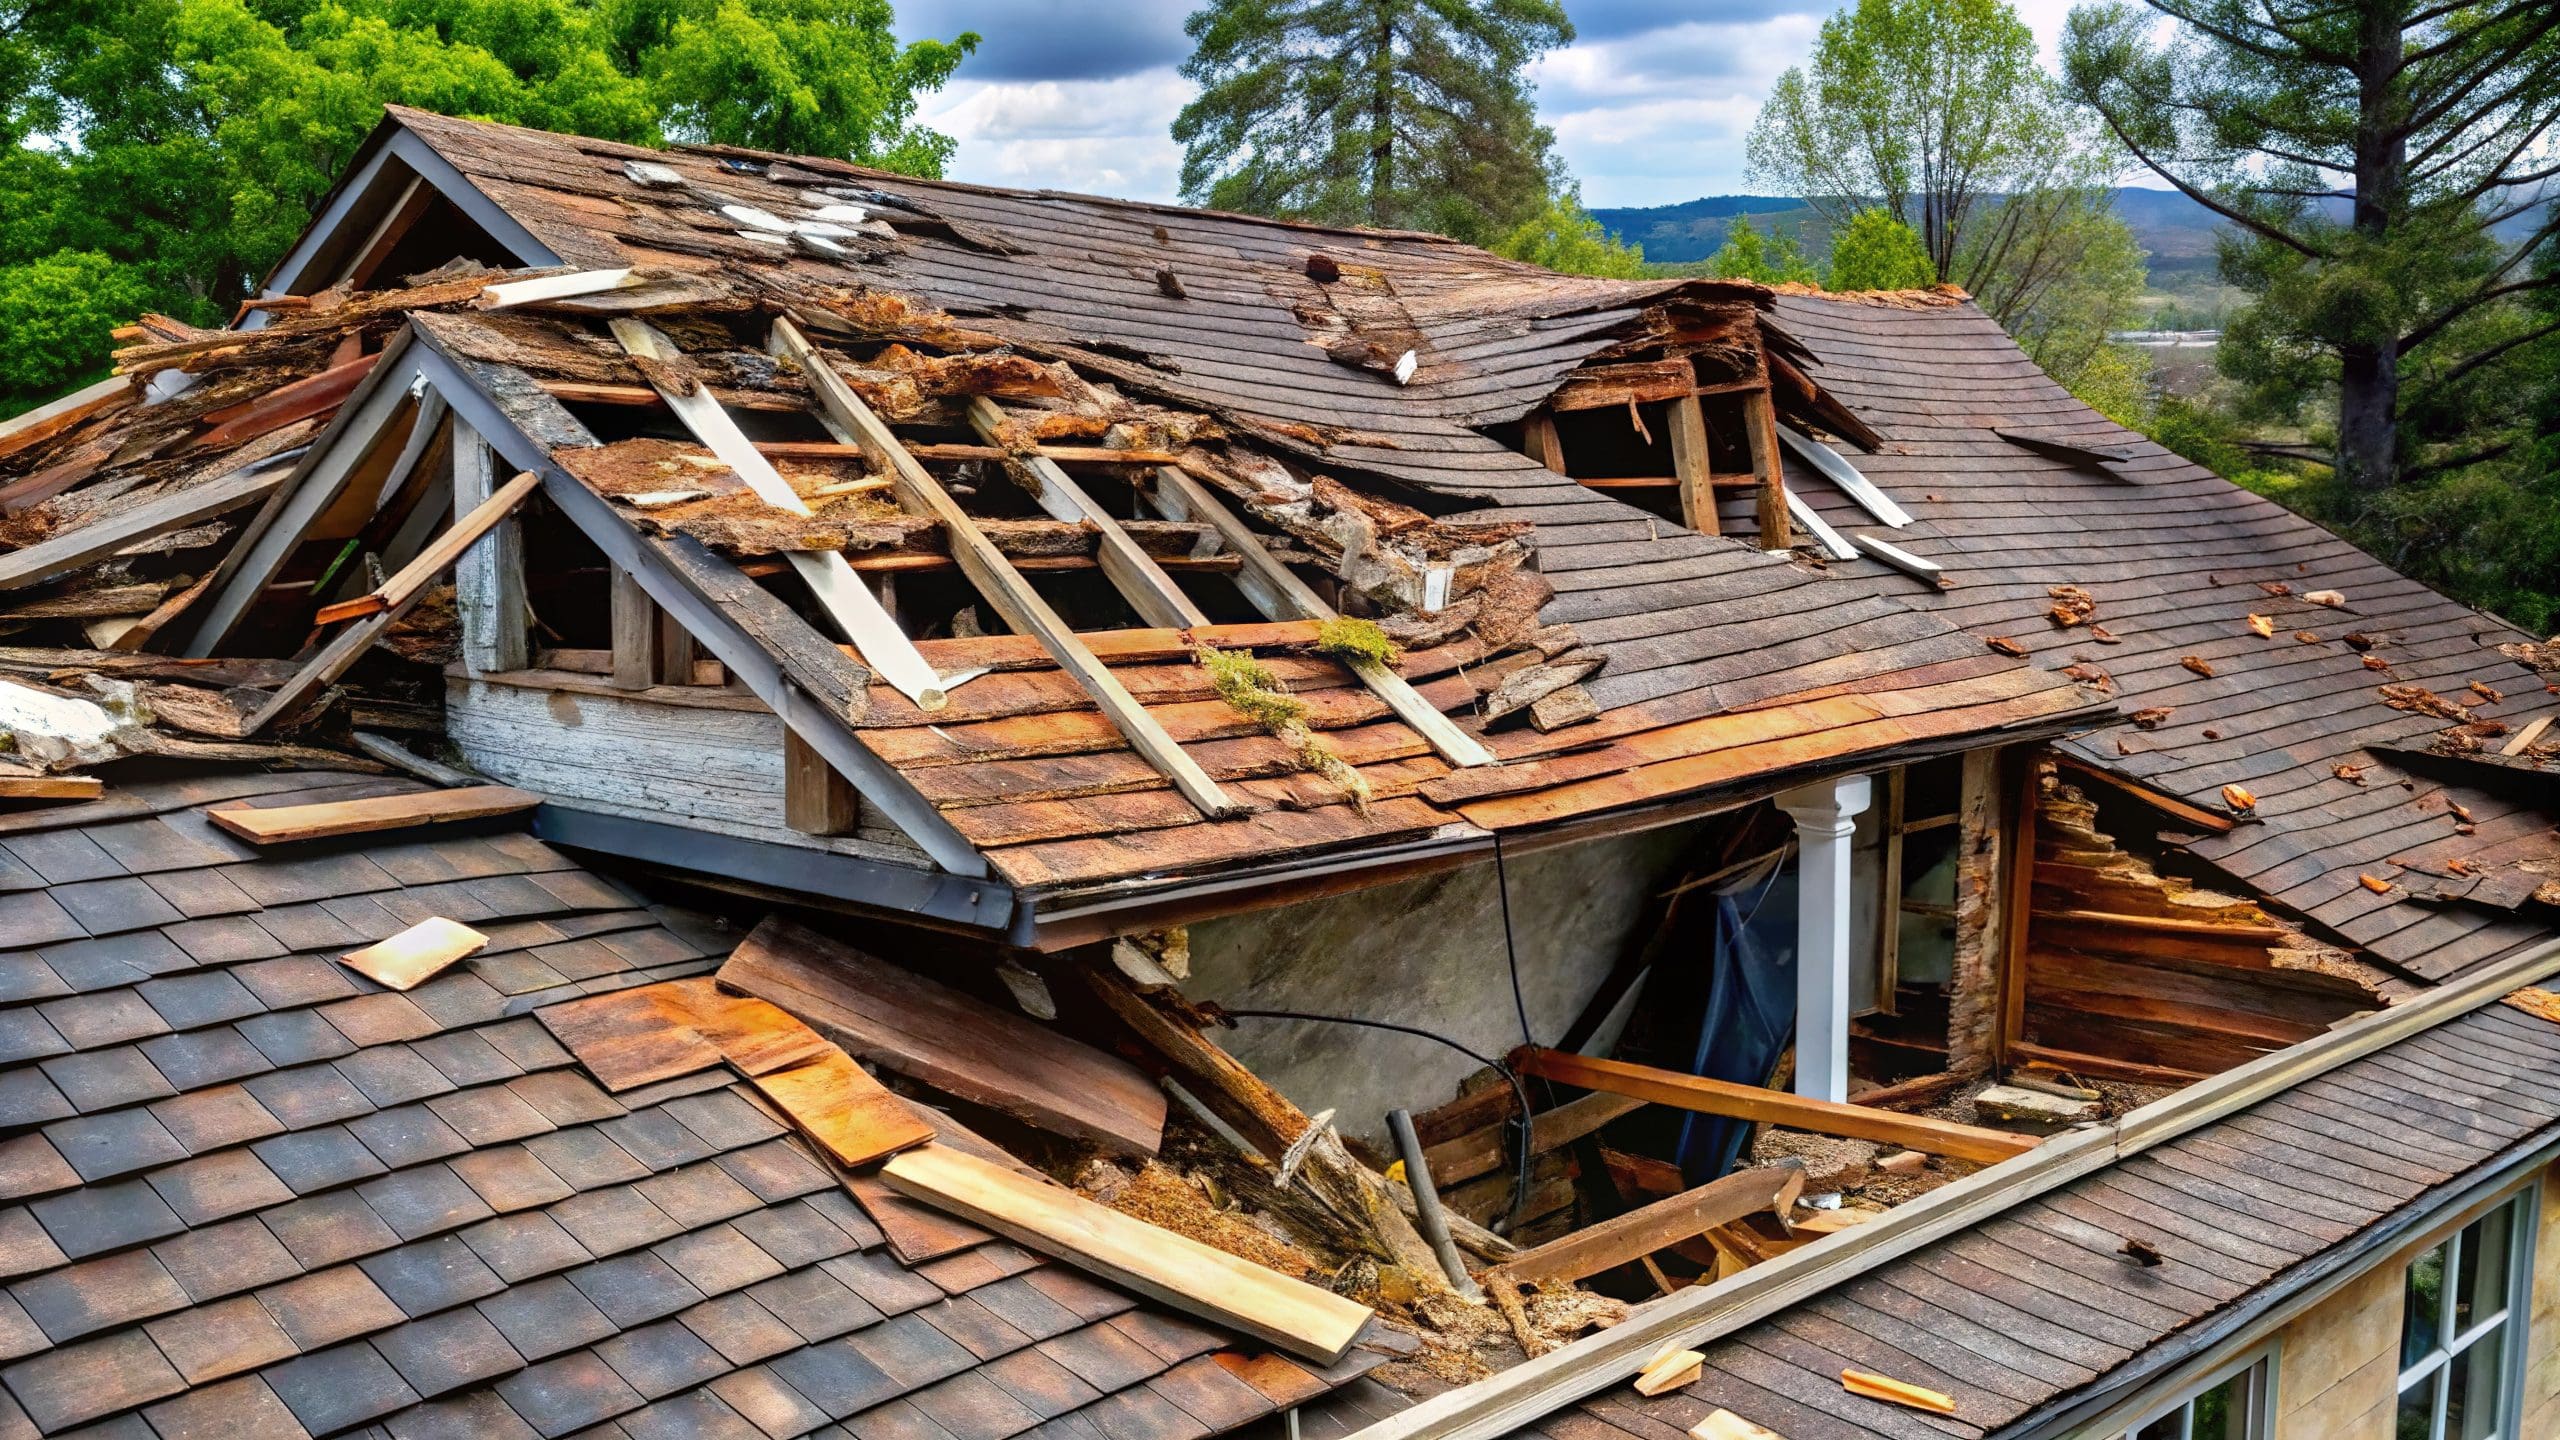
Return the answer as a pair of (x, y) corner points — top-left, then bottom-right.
(771, 316), (1240, 819)
(1740, 390), (1794, 549)
(1512, 1047), (2038, 1163)
(1147, 461), (1496, 769)
(609, 319), (953, 711)
(1666, 393), (1719, 536)
(965, 396), (1210, 630)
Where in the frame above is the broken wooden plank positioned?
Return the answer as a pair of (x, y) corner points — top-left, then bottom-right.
(721, 915), (1167, 1155)
(1632, 1348), (1704, 1398)
(208, 784), (542, 844)
(612, 318), (951, 710)
(1151, 462), (1495, 769)
(881, 1141), (1374, 1363)
(1548, 359), (1698, 412)
(754, 1051), (937, 1166)
(0, 775), (103, 802)
(1512, 1049), (2039, 1164)
(2501, 716), (2552, 757)
(968, 395), (1209, 630)
(311, 469), (542, 624)
(1841, 1369), (1956, 1415)
(1423, 1091), (1643, 1186)
(1690, 1410), (1786, 1440)
(1490, 1166), (1801, 1290)
(0, 461), (290, 592)
(339, 917), (489, 991)
(773, 315), (1233, 814)
(759, 441), (1182, 466)
(538, 986), (723, 1091)
(475, 268), (643, 310)
(0, 375), (132, 463)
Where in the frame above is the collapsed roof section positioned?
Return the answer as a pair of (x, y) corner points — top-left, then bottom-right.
(0, 108), (2105, 938)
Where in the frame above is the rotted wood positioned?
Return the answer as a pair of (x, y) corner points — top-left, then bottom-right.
(1740, 390), (1793, 549)
(967, 395), (1210, 630)
(1666, 393), (1720, 536)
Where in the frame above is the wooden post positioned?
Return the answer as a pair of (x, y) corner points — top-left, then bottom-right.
(1522, 411), (1566, 473)
(783, 729), (861, 835)
(1995, 751), (2046, 1070)
(1667, 393), (1720, 536)
(610, 568), (698, 689)
(1741, 390), (1793, 549)
(454, 419), (528, 674)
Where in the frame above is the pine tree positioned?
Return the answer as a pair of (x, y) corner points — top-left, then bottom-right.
(1172, 0), (1572, 244)
(2065, 0), (2560, 493)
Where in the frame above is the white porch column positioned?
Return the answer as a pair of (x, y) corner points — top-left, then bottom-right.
(1776, 773), (1873, 1104)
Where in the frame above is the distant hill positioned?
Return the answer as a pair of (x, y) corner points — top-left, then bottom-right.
(1587, 187), (2228, 266)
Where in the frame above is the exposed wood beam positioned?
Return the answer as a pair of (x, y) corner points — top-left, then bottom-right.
(1521, 412), (1565, 473)
(1149, 462), (1496, 770)
(1489, 1166), (1802, 1290)
(966, 396), (1210, 630)
(783, 728), (860, 836)
(1548, 359), (1697, 412)
(451, 418), (529, 674)
(610, 567), (695, 689)
(0, 459), (292, 593)
(1511, 1047), (2039, 1164)
(773, 316), (1238, 818)
(757, 440), (1183, 466)
(536, 379), (809, 412)
(336, 174), (433, 289)
(2055, 757), (2237, 834)
(611, 318), (951, 711)
(1666, 393), (1720, 536)
(1741, 391), (1794, 550)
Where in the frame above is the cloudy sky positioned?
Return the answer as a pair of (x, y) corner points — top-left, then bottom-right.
(895, 0), (2077, 211)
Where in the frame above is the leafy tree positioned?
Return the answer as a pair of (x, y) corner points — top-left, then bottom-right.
(1826, 208), (1935, 290)
(0, 251), (146, 401)
(1710, 215), (1819, 285)
(2063, 1), (2560, 495)
(1749, 0), (2145, 398)
(1493, 188), (1645, 278)
(1173, 0), (1572, 244)
(1, 0), (975, 414)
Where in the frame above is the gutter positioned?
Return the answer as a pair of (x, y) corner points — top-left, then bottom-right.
(1341, 932), (2560, 1440)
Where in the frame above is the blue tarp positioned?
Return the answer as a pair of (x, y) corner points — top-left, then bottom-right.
(1674, 861), (1798, 1186)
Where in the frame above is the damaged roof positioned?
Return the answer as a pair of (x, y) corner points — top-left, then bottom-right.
(0, 771), (1403, 1438)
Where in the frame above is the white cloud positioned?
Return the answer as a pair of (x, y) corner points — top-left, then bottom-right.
(919, 68), (1192, 201)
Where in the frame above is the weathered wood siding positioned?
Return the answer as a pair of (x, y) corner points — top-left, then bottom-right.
(445, 674), (924, 859)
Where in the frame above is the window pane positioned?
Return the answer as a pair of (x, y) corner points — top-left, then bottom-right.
(2456, 1206), (2513, 1336)
(2407, 1241), (2449, 1368)
(2458, 1322), (2506, 1440)
(2399, 1371), (2441, 1440)
(2192, 1376), (2241, 1440)
(1901, 828), (1960, 909)
(2133, 1410), (2184, 1440)
(1895, 912), (1956, 988)
(2444, 1348), (2472, 1440)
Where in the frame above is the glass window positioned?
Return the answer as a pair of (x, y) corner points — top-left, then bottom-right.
(2398, 1190), (2535, 1440)
(2114, 1350), (2272, 1439)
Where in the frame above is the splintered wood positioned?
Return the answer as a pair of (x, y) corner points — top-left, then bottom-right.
(752, 1051), (935, 1166)
(208, 784), (542, 843)
(1633, 1346), (1705, 1397)
(720, 916), (1166, 1155)
(1690, 1412), (1787, 1440)
(1841, 1369), (1957, 1415)
(880, 1142), (1374, 1364)
(339, 917), (487, 990)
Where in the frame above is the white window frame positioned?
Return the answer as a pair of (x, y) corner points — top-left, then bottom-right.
(2395, 1187), (2539, 1440)
(2109, 1344), (2276, 1440)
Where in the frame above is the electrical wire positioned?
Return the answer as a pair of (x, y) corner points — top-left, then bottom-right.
(1489, 835), (1539, 1232)
(1214, 1007), (1539, 1233)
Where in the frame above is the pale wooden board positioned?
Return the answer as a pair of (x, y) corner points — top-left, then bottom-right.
(882, 1142), (1374, 1364)
(752, 1051), (936, 1167)
(206, 784), (541, 843)
(339, 917), (488, 991)
(0, 776), (103, 802)
(721, 915), (1166, 1156)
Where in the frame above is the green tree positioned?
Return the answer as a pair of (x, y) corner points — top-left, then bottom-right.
(1826, 208), (1935, 290)
(0, 251), (146, 401)
(1493, 188), (1645, 278)
(1710, 215), (1818, 285)
(1749, 0), (2145, 395)
(0, 0), (976, 413)
(1172, 0), (1572, 244)
(2063, 1), (2560, 495)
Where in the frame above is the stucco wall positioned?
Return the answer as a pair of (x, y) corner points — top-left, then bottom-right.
(1183, 821), (1703, 1139)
